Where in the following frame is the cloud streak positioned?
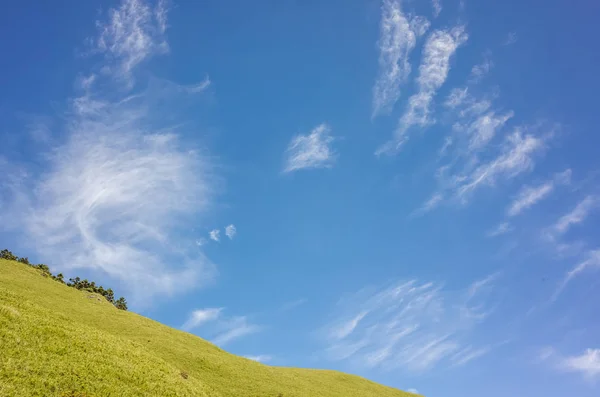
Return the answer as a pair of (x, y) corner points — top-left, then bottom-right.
(244, 355), (273, 363)
(469, 56), (493, 83)
(182, 308), (223, 331)
(486, 222), (513, 237)
(372, 0), (430, 118)
(322, 276), (497, 372)
(212, 316), (261, 346)
(432, 0), (442, 18)
(182, 308), (261, 347)
(508, 182), (554, 217)
(283, 123), (336, 173)
(553, 249), (600, 301)
(505, 170), (570, 218)
(411, 193), (444, 217)
(96, 0), (170, 82)
(455, 129), (547, 201)
(420, 125), (549, 213)
(503, 32), (518, 46)
(451, 346), (491, 366)
(412, 54), (561, 218)
(377, 25), (468, 155)
(548, 196), (597, 237)
(462, 111), (514, 152)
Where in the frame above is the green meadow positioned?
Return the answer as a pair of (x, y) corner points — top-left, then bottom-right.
(0, 258), (416, 397)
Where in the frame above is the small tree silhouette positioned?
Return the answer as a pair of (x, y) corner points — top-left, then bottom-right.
(114, 297), (128, 311)
(0, 249), (18, 261)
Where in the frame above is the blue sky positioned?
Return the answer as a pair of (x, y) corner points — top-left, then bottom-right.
(1, 0), (600, 396)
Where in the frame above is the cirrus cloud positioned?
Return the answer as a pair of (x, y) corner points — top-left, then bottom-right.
(0, 0), (217, 304)
(321, 275), (498, 372)
(372, 0), (430, 118)
(377, 25), (468, 155)
(283, 123), (337, 173)
(182, 307), (261, 347)
(225, 224), (237, 240)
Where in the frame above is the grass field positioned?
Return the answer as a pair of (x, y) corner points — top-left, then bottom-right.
(0, 258), (416, 397)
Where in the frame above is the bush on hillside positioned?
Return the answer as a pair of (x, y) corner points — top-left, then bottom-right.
(114, 297), (128, 310)
(1, 248), (128, 311)
(0, 249), (17, 261)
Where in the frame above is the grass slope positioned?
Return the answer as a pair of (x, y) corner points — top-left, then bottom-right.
(0, 259), (415, 397)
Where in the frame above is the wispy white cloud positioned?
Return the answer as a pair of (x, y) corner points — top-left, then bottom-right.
(95, 0), (169, 82)
(377, 26), (468, 155)
(455, 129), (547, 201)
(541, 194), (599, 301)
(243, 355), (273, 363)
(469, 56), (493, 83)
(372, 0), (430, 118)
(280, 298), (308, 312)
(444, 87), (469, 109)
(507, 169), (571, 217)
(538, 346), (556, 361)
(451, 346), (491, 366)
(438, 136), (453, 156)
(484, 169), (572, 241)
(553, 249), (600, 301)
(565, 249), (600, 283)
(432, 0), (442, 18)
(562, 349), (600, 379)
(508, 182), (554, 217)
(541, 347), (600, 380)
(505, 170), (570, 219)
(155, 0), (168, 33)
(322, 276), (497, 371)
(329, 311), (369, 340)
(24, 103), (212, 300)
(182, 308), (223, 331)
(212, 316), (261, 346)
(460, 111), (514, 151)
(78, 74), (97, 91)
(554, 168), (572, 185)
(503, 32), (518, 46)
(283, 123), (336, 173)
(183, 308), (261, 347)
(403, 26), (468, 123)
(0, 0), (217, 303)
(412, 193), (444, 217)
(466, 272), (499, 298)
(225, 224), (237, 240)
(209, 229), (220, 242)
(548, 196), (597, 237)
(457, 96), (493, 119)
(185, 75), (211, 93)
(418, 78), (552, 214)
(423, 126), (547, 212)
(18, 98), (215, 301)
(445, 88), (499, 149)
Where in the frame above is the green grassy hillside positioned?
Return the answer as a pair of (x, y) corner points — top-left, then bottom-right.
(0, 259), (416, 397)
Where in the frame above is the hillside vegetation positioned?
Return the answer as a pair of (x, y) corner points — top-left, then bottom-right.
(0, 258), (416, 397)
